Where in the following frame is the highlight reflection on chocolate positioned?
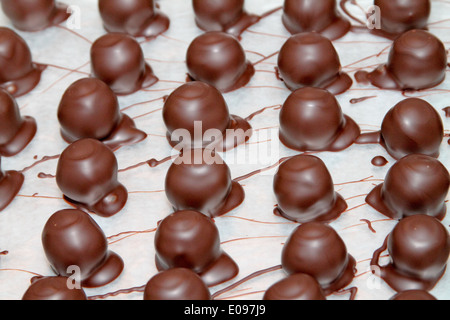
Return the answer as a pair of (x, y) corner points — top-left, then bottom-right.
(281, 222), (356, 295)
(165, 149), (245, 218)
(366, 154), (450, 221)
(154, 210), (239, 287)
(55, 138), (128, 218)
(277, 32), (352, 94)
(279, 87), (360, 152)
(0, 88), (37, 157)
(22, 276), (88, 300)
(263, 273), (326, 300)
(143, 268), (211, 300)
(282, 0), (351, 40)
(374, 0), (431, 36)
(99, 0), (170, 38)
(1, 0), (70, 32)
(58, 78), (147, 150)
(192, 0), (260, 38)
(42, 209), (125, 288)
(273, 155), (348, 223)
(163, 81), (252, 152)
(186, 31), (255, 93)
(362, 30), (447, 91)
(390, 290), (437, 301)
(0, 157), (24, 211)
(90, 33), (158, 95)
(371, 215), (450, 292)
(0, 27), (46, 97)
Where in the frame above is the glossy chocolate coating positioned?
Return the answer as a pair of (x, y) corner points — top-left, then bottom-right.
(371, 215), (450, 292)
(273, 155), (347, 223)
(281, 222), (356, 295)
(58, 78), (147, 150)
(282, 0), (351, 40)
(165, 149), (245, 218)
(163, 81), (252, 152)
(366, 154), (450, 221)
(143, 268), (211, 300)
(390, 290), (437, 300)
(277, 32), (352, 94)
(42, 209), (124, 288)
(186, 31), (255, 93)
(99, 0), (170, 38)
(1, 0), (70, 32)
(192, 0), (260, 38)
(90, 33), (158, 95)
(55, 138), (128, 217)
(0, 27), (46, 97)
(154, 210), (239, 287)
(22, 276), (88, 300)
(279, 87), (360, 152)
(0, 88), (36, 157)
(263, 273), (326, 300)
(366, 30), (447, 91)
(0, 157), (24, 211)
(374, 0), (431, 36)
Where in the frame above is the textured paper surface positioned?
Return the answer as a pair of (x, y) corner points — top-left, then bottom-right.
(0, 0), (449, 300)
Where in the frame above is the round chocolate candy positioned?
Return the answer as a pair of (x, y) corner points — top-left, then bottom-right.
(42, 209), (124, 288)
(90, 33), (158, 95)
(143, 268), (211, 300)
(282, 0), (351, 40)
(390, 290), (437, 301)
(277, 32), (352, 94)
(371, 215), (450, 292)
(281, 222), (356, 295)
(154, 210), (239, 287)
(0, 157), (24, 211)
(279, 87), (360, 152)
(366, 154), (449, 221)
(163, 81), (252, 152)
(263, 273), (326, 300)
(57, 78), (147, 150)
(186, 31), (255, 93)
(22, 276), (88, 300)
(98, 0), (170, 38)
(55, 138), (128, 218)
(1, 0), (70, 32)
(273, 155), (348, 223)
(0, 27), (46, 97)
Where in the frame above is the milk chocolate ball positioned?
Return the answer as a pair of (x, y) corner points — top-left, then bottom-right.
(263, 273), (326, 300)
(22, 276), (88, 300)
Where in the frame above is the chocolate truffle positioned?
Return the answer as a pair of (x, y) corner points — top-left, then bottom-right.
(143, 268), (211, 300)
(90, 33), (158, 95)
(371, 215), (450, 292)
(165, 149), (245, 218)
(154, 210), (239, 287)
(279, 87), (360, 152)
(42, 209), (124, 288)
(57, 78), (147, 150)
(55, 138), (128, 218)
(192, 0), (260, 38)
(277, 32), (352, 94)
(282, 0), (351, 40)
(186, 31), (255, 93)
(0, 88), (37, 157)
(22, 276), (88, 300)
(98, 0), (170, 39)
(163, 81), (252, 152)
(357, 98), (444, 159)
(263, 273), (326, 300)
(1, 0), (70, 32)
(281, 222), (356, 295)
(374, 0), (431, 37)
(390, 290), (437, 301)
(366, 154), (449, 221)
(364, 30), (447, 91)
(0, 27), (46, 97)
(0, 157), (24, 211)
(273, 155), (347, 223)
